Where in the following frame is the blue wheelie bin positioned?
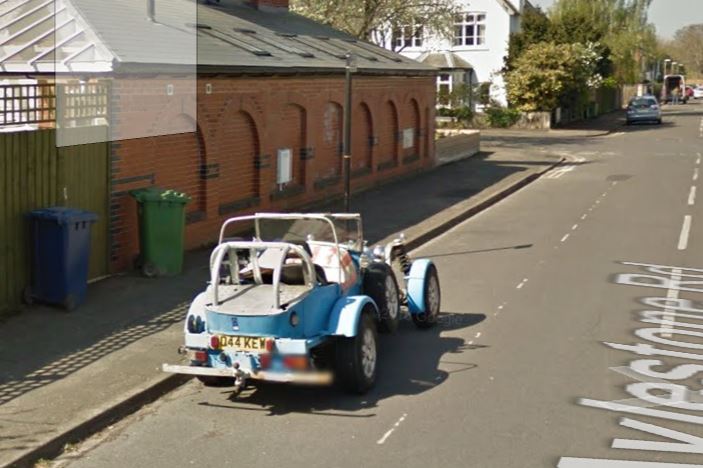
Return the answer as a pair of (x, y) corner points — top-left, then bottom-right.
(26, 207), (98, 311)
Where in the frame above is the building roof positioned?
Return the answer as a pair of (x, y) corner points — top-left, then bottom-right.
(417, 51), (473, 71)
(0, 0), (436, 75)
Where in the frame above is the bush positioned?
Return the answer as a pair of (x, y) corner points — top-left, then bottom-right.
(453, 106), (474, 123)
(485, 106), (521, 128)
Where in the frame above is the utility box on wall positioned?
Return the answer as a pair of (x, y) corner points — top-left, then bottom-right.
(277, 148), (292, 186)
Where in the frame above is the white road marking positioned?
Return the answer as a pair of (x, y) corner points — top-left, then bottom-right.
(694, 168), (699, 181)
(660, 269), (682, 338)
(516, 279), (527, 289)
(689, 186), (697, 206)
(571, 224), (579, 231)
(377, 413), (408, 445)
(561, 234), (570, 243)
(595, 200), (601, 205)
(475, 332), (482, 338)
(581, 214), (587, 220)
(678, 215), (692, 251)
(697, 153), (701, 165)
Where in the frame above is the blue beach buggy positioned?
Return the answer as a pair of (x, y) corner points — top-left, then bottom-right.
(162, 213), (440, 394)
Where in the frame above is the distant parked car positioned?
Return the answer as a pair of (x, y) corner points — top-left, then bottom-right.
(626, 96), (662, 125)
(694, 86), (703, 99)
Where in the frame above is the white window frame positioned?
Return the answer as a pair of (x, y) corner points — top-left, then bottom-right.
(393, 23), (424, 50)
(454, 12), (486, 47)
(437, 73), (453, 107)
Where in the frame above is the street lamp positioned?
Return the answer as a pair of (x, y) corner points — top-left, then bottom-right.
(343, 52), (357, 213)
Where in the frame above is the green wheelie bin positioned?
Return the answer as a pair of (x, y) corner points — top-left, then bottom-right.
(130, 188), (191, 277)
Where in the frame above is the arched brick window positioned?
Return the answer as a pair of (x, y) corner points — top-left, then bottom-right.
(352, 102), (373, 173)
(378, 100), (399, 170)
(280, 104), (307, 187)
(219, 110), (260, 215)
(318, 102), (343, 181)
(410, 98), (422, 158)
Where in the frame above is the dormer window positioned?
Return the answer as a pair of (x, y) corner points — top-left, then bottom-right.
(392, 23), (424, 50)
(454, 13), (486, 47)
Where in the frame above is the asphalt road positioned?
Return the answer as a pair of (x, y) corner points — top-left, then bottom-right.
(55, 103), (703, 468)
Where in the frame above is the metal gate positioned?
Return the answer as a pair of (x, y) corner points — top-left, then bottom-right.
(0, 129), (109, 316)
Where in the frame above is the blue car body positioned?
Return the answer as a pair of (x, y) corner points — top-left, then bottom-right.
(163, 213), (439, 393)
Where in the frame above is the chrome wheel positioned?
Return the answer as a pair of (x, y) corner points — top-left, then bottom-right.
(385, 275), (399, 319)
(361, 327), (377, 379)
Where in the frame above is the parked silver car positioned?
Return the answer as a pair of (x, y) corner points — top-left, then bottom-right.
(626, 96), (662, 125)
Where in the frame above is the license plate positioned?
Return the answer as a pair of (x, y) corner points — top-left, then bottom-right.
(219, 335), (267, 352)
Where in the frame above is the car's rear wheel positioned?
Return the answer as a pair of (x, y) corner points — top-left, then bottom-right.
(363, 263), (400, 333)
(412, 264), (441, 329)
(335, 307), (377, 394)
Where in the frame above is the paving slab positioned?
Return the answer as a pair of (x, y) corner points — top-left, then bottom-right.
(0, 148), (563, 468)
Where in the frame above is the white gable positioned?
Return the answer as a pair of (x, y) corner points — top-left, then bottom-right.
(0, 0), (114, 73)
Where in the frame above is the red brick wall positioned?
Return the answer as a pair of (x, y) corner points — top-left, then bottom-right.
(109, 74), (436, 272)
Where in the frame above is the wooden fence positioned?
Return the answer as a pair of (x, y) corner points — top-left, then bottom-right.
(0, 129), (109, 317)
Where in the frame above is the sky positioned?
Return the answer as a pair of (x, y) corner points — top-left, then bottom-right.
(529, 0), (703, 39)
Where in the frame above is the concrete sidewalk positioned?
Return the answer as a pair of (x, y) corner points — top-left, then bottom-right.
(0, 149), (563, 468)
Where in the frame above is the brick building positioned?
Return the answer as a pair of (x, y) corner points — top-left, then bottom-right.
(0, 0), (437, 274)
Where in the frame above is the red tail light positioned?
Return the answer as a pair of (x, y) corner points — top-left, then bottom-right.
(194, 350), (208, 362)
(265, 338), (275, 352)
(259, 354), (272, 369)
(283, 356), (309, 370)
(209, 335), (220, 349)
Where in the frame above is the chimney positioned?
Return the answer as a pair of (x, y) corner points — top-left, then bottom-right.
(251, 0), (289, 11)
(147, 0), (156, 22)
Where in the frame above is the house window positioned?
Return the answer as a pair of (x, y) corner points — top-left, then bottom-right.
(393, 23), (424, 49)
(437, 73), (452, 106)
(454, 13), (486, 47)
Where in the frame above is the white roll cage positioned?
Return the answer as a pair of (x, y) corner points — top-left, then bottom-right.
(218, 213), (363, 248)
(209, 241), (316, 310)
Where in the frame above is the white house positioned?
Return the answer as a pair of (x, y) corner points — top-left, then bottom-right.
(380, 0), (534, 107)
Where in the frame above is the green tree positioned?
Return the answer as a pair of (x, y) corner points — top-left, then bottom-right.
(548, 0), (655, 83)
(290, 0), (458, 45)
(505, 42), (601, 112)
(664, 25), (703, 76)
(504, 6), (552, 72)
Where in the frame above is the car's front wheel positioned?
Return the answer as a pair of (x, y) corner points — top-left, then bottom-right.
(335, 307), (378, 394)
(363, 263), (400, 333)
(412, 264), (441, 329)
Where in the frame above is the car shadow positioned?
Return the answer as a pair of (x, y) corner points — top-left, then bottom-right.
(196, 312), (486, 416)
(622, 120), (675, 132)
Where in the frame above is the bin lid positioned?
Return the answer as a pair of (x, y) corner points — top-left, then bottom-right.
(130, 188), (191, 204)
(29, 207), (98, 225)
